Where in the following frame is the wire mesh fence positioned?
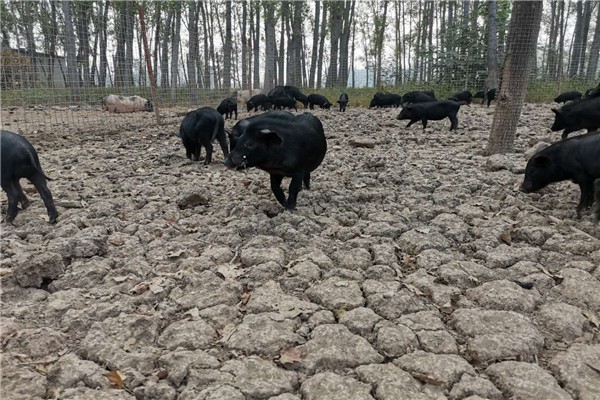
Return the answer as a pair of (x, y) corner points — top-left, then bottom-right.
(0, 0), (598, 133)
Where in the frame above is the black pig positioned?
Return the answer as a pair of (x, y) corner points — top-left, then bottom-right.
(483, 88), (497, 107)
(473, 90), (485, 99)
(338, 92), (349, 112)
(269, 96), (298, 111)
(217, 96), (238, 120)
(550, 97), (600, 139)
(246, 94), (270, 112)
(223, 113), (327, 209)
(400, 91), (436, 107)
(397, 100), (464, 131)
(553, 91), (582, 104)
(370, 92), (403, 108)
(1, 130), (58, 224)
(308, 94), (332, 110)
(268, 86), (309, 108)
(449, 90), (472, 104)
(177, 107), (229, 164)
(521, 132), (600, 218)
(227, 111), (295, 151)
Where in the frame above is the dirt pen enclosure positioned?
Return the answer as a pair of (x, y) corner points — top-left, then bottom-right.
(1, 103), (599, 399)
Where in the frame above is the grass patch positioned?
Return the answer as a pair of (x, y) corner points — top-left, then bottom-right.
(1, 78), (596, 109)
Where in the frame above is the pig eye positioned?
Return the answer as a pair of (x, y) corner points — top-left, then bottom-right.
(245, 142), (257, 150)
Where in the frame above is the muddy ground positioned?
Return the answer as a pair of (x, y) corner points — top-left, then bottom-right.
(1, 103), (599, 400)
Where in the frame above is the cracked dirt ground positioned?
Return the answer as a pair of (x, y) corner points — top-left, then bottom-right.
(1, 103), (599, 400)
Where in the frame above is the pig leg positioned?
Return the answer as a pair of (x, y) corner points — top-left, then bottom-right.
(576, 180), (595, 218)
(449, 114), (459, 131)
(15, 181), (30, 209)
(286, 174), (304, 210)
(406, 120), (418, 128)
(216, 131), (230, 159)
(203, 142), (213, 165)
(303, 172), (311, 190)
(2, 180), (21, 223)
(270, 174), (287, 207)
(29, 173), (58, 224)
(421, 119), (428, 129)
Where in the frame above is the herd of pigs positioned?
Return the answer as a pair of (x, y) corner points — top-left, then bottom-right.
(2, 83), (600, 226)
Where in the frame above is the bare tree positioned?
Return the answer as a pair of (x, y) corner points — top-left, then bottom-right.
(316, 3), (327, 88)
(187, 0), (199, 102)
(241, 1), (248, 89)
(253, 1), (260, 89)
(263, 1), (276, 90)
(569, 0), (584, 77)
(326, 2), (342, 87)
(588, 4), (600, 80)
(62, 0), (81, 101)
(170, 0), (181, 100)
(485, 1), (543, 155)
(309, 0), (321, 88)
(374, 1), (388, 87)
(223, 0), (232, 89)
(337, 1), (354, 87)
(486, 0), (498, 91)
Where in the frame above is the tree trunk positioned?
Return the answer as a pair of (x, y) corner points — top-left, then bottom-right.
(223, 0), (232, 89)
(326, 2), (342, 87)
(485, 0), (543, 155)
(290, 0), (303, 87)
(547, 0), (558, 79)
(160, 7), (172, 89)
(486, 0), (499, 91)
(124, 1), (135, 87)
(337, 1), (354, 87)
(587, 4), (600, 80)
(62, 0), (81, 101)
(253, 1), (261, 89)
(375, 1), (388, 87)
(170, 0), (181, 100)
(578, 1), (593, 75)
(316, 3), (327, 88)
(153, 2), (161, 86)
(199, 1), (210, 88)
(309, 1), (321, 88)
(264, 2), (276, 91)
(569, 0), (584, 77)
(241, 1), (248, 89)
(278, 2), (286, 85)
(188, 1), (199, 102)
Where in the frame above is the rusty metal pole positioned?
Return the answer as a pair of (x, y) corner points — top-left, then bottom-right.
(138, 3), (161, 124)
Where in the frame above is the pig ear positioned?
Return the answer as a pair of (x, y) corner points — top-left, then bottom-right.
(258, 129), (283, 146)
(533, 155), (552, 168)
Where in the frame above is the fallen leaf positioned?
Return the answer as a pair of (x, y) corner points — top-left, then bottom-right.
(104, 370), (125, 389)
(112, 276), (129, 283)
(334, 281), (349, 287)
(279, 347), (304, 365)
(415, 227), (430, 234)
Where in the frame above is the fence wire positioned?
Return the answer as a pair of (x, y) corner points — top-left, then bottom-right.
(0, 0), (598, 133)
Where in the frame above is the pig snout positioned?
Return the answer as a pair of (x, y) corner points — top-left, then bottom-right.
(222, 154), (247, 170)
